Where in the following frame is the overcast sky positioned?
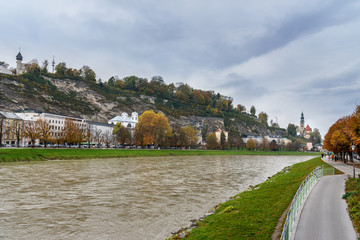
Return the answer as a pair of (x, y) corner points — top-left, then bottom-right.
(1, 0), (360, 137)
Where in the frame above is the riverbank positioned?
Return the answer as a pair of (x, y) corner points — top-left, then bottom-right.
(0, 148), (319, 162)
(168, 157), (340, 240)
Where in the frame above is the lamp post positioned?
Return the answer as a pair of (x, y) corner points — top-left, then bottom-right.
(351, 145), (356, 178)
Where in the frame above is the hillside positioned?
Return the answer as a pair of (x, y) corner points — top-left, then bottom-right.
(0, 70), (285, 137)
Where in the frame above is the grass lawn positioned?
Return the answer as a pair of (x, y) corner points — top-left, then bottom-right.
(175, 157), (340, 240)
(0, 148), (319, 162)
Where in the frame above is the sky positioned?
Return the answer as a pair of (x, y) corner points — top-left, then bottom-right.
(1, 0), (360, 137)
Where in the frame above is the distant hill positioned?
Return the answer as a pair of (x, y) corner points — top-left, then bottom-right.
(0, 70), (285, 137)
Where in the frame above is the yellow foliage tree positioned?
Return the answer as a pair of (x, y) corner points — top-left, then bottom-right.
(134, 110), (172, 147)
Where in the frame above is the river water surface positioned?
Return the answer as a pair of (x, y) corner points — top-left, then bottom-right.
(0, 155), (313, 240)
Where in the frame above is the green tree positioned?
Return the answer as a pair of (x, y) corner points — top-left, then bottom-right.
(310, 128), (321, 145)
(250, 106), (256, 116)
(55, 62), (67, 76)
(287, 123), (297, 137)
(201, 122), (209, 142)
(81, 65), (96, 83)
(258, 112), (268, 125)
(220, 131), (226, 150)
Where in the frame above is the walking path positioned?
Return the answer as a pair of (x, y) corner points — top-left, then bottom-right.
(293, 157), (358, 240)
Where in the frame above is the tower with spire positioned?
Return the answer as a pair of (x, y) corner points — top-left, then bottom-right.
(52, 56), (55, 73)
(16, 49), (25, 75)
(299, 111), (305, 137)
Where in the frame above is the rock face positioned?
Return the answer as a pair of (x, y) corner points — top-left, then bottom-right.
(0, 75), (283, 137)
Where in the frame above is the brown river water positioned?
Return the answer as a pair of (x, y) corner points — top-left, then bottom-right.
(0, 155), (313, 240)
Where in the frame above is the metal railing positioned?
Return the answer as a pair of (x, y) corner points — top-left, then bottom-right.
(280, 165), (334, 240)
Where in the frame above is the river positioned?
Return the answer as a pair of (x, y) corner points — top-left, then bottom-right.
(0, 155), (313, 240)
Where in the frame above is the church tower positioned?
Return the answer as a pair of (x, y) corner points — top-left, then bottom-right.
(16, 50), (25, 75)
(300, 111), (305, 137)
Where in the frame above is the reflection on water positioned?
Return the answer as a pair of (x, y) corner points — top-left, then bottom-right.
(0, 155), (312, 240)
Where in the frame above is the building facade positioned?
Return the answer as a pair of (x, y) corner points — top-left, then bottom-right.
(108, 112), (138, 128)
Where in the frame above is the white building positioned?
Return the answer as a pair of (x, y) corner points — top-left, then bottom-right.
(215, 129), (228, 143)
(108, 112), (138, 128)
(0, 65), (12, 75)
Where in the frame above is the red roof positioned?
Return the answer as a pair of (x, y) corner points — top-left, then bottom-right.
(304, 125), (312, 131)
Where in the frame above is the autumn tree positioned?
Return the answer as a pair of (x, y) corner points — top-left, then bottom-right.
(269, 140), (279, 151)
(246, 138), (257, 150)
(36, 119), (52, 148)
(134, 110), (171, 147)
(152, 112), (172, 147)
(63, 119), (83, 147)
(181, 126), (198, 148)
(206, 132), (220, 150)
(23, 121), (39, 147)
(113, 123), (131, 146)
(261, 137), (270, 151)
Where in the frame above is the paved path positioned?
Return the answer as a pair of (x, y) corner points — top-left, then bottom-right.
(294, 158), (358, 240)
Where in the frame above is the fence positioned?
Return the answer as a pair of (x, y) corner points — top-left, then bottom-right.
(280, 165), (334, 240)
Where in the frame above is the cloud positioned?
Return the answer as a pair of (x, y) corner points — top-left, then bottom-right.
(1, 0), (360, 136)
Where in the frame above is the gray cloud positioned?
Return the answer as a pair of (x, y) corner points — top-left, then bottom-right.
(1, 0), (360, 136)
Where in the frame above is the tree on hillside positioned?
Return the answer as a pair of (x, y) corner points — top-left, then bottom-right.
(55, 62), (67, 76)
(81, 65), (96, 83)
(310, 128), (321, 145)
(250, 106), (256, 116)
(287, 123), (297, 137)
(258, 112), (268, 125)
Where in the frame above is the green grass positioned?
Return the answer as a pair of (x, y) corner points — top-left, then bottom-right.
(343, 178), (360, 234)
(0, 148), (319, 162)
(178, 157), (337, 240)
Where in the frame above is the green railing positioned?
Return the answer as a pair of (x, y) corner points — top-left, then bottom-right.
(280, 165), (334, 240)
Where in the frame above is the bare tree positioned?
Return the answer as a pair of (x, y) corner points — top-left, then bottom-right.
(92, 128), (103, 148)
(102, 130), (113, 149)
(0, 114), (5, 147)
